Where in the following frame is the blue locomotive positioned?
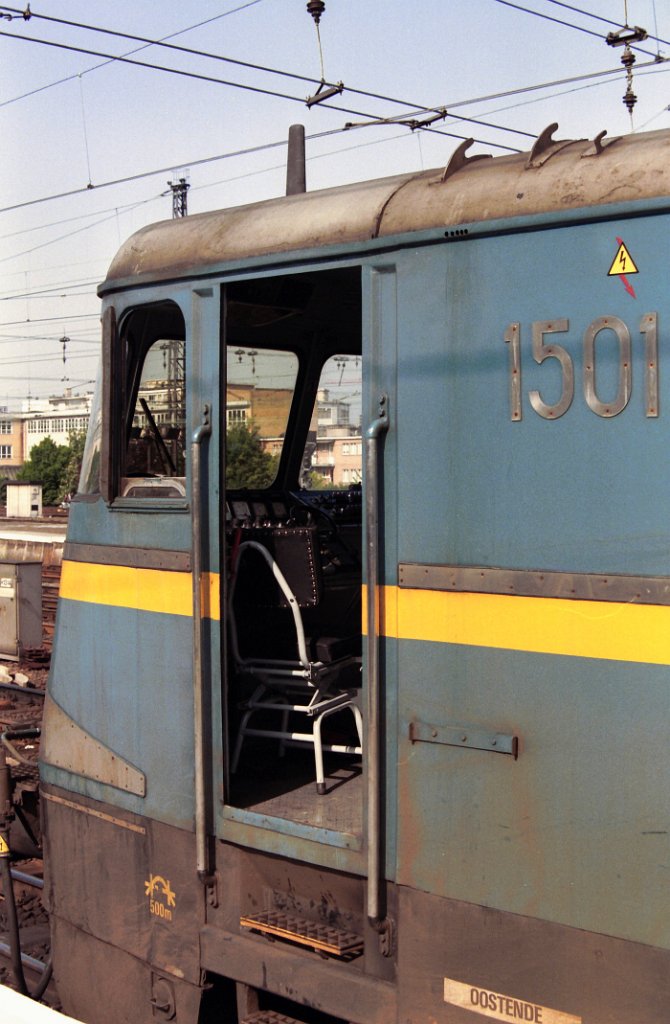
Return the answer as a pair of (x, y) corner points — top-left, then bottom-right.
(40, 123), (670, 1023)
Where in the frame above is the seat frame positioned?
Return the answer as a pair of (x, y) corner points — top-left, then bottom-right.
(229, 539), (362, 794)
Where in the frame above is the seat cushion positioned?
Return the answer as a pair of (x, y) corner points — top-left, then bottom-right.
(308, 634), (361, 663)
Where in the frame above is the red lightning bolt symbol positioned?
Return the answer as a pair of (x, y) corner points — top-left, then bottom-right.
(616, 236), (636, 298)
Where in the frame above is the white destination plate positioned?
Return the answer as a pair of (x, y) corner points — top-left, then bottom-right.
(444, 977), (581, 1024)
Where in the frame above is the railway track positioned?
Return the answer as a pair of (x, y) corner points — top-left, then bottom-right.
(41, 564), (61, 651)
(0, 608), (54, 1007)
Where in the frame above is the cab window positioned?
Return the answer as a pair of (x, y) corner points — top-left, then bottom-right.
(119, 303), (186, 499)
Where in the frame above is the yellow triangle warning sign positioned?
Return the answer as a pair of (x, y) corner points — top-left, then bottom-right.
(0, 835), (9, 856)
(608, 242), (638, 276)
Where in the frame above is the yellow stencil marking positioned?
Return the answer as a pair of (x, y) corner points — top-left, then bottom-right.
(145, 874), (176, 921)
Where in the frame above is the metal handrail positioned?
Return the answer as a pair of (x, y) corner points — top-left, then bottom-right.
(364, 394), (388, 927)
(191, 405), (212, 884)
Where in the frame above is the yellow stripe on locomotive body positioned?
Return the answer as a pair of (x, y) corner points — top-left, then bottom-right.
(59, 560), (220, 621)
(60, 560), (670, 666)
(379, 586), (670, 666)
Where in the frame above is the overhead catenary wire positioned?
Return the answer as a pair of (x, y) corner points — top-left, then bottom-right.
(543, 0), (667, 47)
(0, 208), (133, 263)
(492, 0), (663, 59)
(2, 196), (160, 239)
(1, 2), (667, 405)
(0, 30), (321, 107)
(4, 44), (665, 219)
(0, 3), (538, 120)
(4, 2), (668, 117)
(1, 3), (667, 166)
(0, 5), (667, 241)
(3, 2), (663, 225)
(0, 0), (269, 107)
(0, 115), (519, 218)
(0, 314), (99, 328)
(0, 24), (530, 153)
(0, 8), (630, 147)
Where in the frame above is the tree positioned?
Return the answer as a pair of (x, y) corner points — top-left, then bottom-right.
(226, 422), (278, 489)
(17, 431), (87, 506)
(61, 430), (87, 500)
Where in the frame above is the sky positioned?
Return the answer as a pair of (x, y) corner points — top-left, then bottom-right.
(1, 0), (669, 412)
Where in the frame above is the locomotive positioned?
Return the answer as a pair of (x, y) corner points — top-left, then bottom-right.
(40, 123), (670, 1023)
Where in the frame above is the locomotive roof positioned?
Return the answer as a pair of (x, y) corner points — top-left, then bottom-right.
(101, 125), (670, 293)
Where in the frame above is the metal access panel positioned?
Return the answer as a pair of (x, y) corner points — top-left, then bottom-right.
(0, 561), (42, 660)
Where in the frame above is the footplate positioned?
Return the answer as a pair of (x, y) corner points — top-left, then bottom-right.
(240, 1013), (304, 1024)
(240, 910), (364, 958)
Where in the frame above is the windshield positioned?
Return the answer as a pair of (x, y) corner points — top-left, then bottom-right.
(226, 345), (299, 489)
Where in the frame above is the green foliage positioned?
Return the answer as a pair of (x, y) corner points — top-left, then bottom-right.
(61, 430), (87, 499)
(17, 431), (87, 506)
(302, 471), (330, 490)
(226, 421), (278, 489)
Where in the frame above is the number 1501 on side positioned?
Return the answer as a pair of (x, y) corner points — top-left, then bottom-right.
(504, 313), (658, 421)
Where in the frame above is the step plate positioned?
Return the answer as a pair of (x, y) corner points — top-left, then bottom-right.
(240, 910), (364, 958)
(240, 1013), (303, 1024)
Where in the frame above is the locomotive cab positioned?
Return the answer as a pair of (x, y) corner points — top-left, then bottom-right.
(42, 127), (670, 1024)
(223, 268), (364, 824)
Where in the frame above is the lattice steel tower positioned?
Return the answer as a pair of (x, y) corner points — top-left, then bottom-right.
(166, 176), (190, 218)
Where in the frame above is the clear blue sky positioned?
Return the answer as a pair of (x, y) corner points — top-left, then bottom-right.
(1, 0), (669, 409)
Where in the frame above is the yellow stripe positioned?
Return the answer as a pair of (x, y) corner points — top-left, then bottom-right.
(60, 563), (670, 664)
(59, 560), (220, 621)
(375, 585), (670, 666)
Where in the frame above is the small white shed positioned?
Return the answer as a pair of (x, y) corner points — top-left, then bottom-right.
(6, 482), (43, 519)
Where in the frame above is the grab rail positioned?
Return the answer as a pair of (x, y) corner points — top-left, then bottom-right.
(191, 405), (212, 884)
(364, 393), (389, 928)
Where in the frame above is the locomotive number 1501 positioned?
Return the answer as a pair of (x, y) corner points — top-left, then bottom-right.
(504, 313), (658, 421)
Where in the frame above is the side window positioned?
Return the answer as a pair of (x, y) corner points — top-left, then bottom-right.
(302, 354), (362, 489)
(120, 303), (187, 500)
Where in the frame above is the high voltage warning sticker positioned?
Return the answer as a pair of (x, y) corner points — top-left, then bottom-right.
(608, 237), (638, 298)
(0, 835), (9, 856)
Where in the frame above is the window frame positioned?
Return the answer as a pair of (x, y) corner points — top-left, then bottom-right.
(101, 300), (189, 509)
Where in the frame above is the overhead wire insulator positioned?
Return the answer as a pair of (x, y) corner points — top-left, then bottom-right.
(304, 0), (345, 108)
(621, 43), (637, 113)
(605, 22), (648, 119)
(306, 81), (344, 108)
(306, 1), (326, 25)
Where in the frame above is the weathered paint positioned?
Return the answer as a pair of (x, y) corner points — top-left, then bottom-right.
(101, 129), (670, 291)
(42, 127), (670, 1023)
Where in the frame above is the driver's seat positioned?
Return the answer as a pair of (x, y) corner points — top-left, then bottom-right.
(228, 526), (362, 793)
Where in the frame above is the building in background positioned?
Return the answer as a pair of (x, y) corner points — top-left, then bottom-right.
(308, 388), (361, 487)
(23, 390), (93, 459)
(0, 408), (26, 479)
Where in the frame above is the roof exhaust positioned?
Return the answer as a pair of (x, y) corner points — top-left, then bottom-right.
(286, 124), (306, 196)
